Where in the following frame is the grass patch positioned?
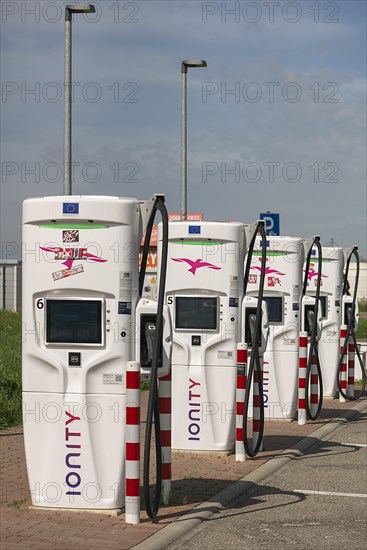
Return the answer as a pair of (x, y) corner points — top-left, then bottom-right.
(358, 298), (367, 313)
(1, 499), (26, 509)
(356, 317), (367, 340)
(0, 311), (22, 429)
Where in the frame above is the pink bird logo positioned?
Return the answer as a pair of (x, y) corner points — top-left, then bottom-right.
(304, 268), (328, 281)
(250, 266), (285, 276)
(172, 257), (222, 275)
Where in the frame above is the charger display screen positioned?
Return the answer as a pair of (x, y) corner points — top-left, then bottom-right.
(46, 299), (103, 344)
(175, 297), (218, 330)
(262, 296), (283, 323)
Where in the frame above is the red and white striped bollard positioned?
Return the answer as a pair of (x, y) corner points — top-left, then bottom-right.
(298, 332), (308, 425)
(125, 361), (140, 524)
(339, 325), (347, 403)
(310, 342), (319, 418)
(235, 343), (247, 461)
(347, 334), (355, 398)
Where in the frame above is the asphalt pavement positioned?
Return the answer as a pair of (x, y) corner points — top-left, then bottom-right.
(168, 407), (367, 550)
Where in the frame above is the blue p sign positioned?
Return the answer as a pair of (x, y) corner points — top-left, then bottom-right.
(260, 213), (280, 236)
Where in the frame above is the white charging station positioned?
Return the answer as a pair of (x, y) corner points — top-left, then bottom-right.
(158, 220), (247, 453)
(314, 247), (358, 397)
(246, 236), (307, 420)
(22, 194), (169, 510)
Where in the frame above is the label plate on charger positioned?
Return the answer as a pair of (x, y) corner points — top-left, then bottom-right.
(118, 301), (132, 315)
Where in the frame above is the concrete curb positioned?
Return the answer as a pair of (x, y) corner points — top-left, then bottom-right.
(132, 400), (366, 549)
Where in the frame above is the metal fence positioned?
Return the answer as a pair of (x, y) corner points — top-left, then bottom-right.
(0, 260), (22, 312)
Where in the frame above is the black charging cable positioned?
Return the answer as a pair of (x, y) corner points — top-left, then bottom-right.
(302, 237), (323, 420)
(139, 196), (169, 518)
(242, 221), (267, 457)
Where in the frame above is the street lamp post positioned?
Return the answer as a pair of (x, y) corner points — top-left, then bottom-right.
(181, 59), (207, 220)
(64, 4), (95, 195)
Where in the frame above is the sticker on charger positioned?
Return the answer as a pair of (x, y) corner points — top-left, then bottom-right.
(218, 350), (233, 359)
(188, 225), (201, 235)
(293, 284), (300, 301)
(229, 297), (239, 308)
(119, 271), (132, 300)
(103, 373), (123, 385)
(118, 301), (131, 315)
(230, 275), (239, 293)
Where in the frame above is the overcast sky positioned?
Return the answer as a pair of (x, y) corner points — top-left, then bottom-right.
(1, 0), (366, 259)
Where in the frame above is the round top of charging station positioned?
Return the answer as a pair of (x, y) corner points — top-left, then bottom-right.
(23, 196), (140, 226)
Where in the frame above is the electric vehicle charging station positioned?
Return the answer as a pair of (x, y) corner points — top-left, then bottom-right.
(21, 3), (173, 522)
(309, 246), (353, 397)
(337, 247), (366, 402)
(158, 220), (245, 453)
(157, 220), (268, 455)
(246, 236), (306, 420)
(22, 194), (171, 517)
(246, 236), (324, 421)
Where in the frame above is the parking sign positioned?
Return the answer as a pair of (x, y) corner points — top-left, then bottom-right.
(260, 212), (280, 236)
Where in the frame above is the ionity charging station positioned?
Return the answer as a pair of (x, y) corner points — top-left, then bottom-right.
(246, 236), (323, 421)
(246, 236), (305, 420)
(160, 220), (245, 453)
(21, 3), (172, 523)
(313, 245), (365, 401)
(336, 247), (365, 401)
(22, 194), (171, 521)
(157, 220), (268, 456)
(309, 246), (350, 397)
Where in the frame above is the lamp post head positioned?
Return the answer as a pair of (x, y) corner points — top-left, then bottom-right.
(65, 4), (96, 20)
(181, 60), (207, 73)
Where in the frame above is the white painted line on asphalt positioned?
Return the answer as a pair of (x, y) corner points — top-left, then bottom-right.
(340, 443), (367, 447)
(294, 490), (367, 498)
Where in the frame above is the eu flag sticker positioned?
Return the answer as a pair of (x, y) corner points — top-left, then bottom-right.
(63, 203), (79, 215)
(189, 225), (201, 235)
